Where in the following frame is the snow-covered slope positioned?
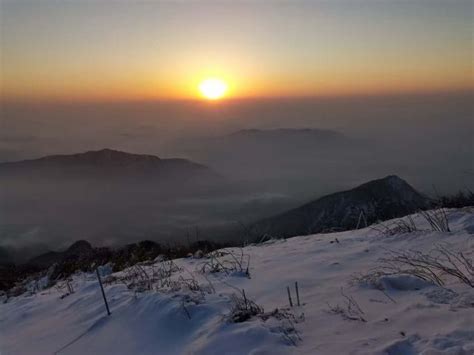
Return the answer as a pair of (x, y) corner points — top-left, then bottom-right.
(1, 208), (473, 355)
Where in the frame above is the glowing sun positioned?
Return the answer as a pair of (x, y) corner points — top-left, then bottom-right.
(198, 78), (228, 100)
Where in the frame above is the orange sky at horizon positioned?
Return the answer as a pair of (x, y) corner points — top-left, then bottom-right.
(1, 1), (472, 103)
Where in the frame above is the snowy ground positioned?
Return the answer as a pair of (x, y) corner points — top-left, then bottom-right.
(1, 208), (473, 355)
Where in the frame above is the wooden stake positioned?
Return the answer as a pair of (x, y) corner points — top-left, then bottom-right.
(356, 210), (363, 229)
(96, 268), (111, 316)
(287, 286), (293, 307)
(295, 281), (300, 306)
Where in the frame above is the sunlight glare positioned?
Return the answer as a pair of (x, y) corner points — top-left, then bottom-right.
(198, 78), (228, 100)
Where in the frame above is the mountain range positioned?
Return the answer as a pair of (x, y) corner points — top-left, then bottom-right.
(0, 149), (226, 254)
(0, 147), (432, 266)
(166, 128), (369, 181)
(0, 148), (220, 183)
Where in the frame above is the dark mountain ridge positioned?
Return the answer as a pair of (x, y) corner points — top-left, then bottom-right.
(0, 148), (219, 182)
(0, 149), (226, 251)
(25, 240), (96, 270)
(251, 175), (430, 238)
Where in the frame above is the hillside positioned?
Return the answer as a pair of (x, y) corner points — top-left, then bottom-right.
(0, 148), (220, 182)
(0, 149), (227, 250)
(1, 208), (473, 354)
(251, 175), (430, 238)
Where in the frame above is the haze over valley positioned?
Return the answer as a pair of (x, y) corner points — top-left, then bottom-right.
(1, 93), (472, 259)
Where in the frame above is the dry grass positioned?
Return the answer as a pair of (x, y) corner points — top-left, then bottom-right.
(354, 244), (473, 289)
(200, 248), (250, 278)
(327, 288), (367, 322)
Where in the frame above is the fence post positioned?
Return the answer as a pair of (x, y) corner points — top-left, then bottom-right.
(96, 268), (111, 316)
(286, 286), (293, 307)
(295, 281), (300, 306)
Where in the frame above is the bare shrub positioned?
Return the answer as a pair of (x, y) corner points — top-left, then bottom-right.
(371, 215), (418, 236)
(227, 289), (263, 323)
(257, 234), (274, 244)
(419, 208), (450, 232)
(260, 308), (304, 346)
(393, 215), (418, 233)
(327, 288), (367, 322)
(152, 260), (182, 289)
(226, 289), (302, 346)
(116, 259), (182, 292)
(378, 245), (473, 287)
(201, 248), (250, 278)
(111, 258), (217, 297)
(55, 278), (75, 299)
(355, 245), (473, 290)
(121, 264), (153, 291)
(371, 208), (451, 236)
(177, 270), (214, 295)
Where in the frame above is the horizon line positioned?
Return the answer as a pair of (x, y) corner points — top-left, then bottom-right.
(2, 88), (472, 105)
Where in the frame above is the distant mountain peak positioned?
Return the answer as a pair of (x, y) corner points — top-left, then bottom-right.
(355, 175), (422, 198)
(64, 240), (94, 258)
(88, 148), (123, 156)
(361, 175), (409, 188)
(380, 175), (407, 187)
(66, 240), (93, 252)
(83, 148), (154, 156)
(252, 175), (429, 238)
(0, 148), (221, 183)
(40, 148), (162, 164)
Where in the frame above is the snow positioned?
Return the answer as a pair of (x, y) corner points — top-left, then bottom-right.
(1, 208), (473, 355)
(378, 274), (434, 291)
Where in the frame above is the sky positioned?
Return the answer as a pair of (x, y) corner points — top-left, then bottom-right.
(1, 0), (472, 102)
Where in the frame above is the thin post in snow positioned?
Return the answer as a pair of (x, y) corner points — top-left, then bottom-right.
(96, 268), (111, 316)
(356, 211), (362, 229)
(287, 286), (293, 307)
(295, 281), (300, 306)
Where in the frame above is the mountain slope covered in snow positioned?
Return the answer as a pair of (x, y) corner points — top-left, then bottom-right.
(252, 175), (430, 238)
(1, 208), (473, 355)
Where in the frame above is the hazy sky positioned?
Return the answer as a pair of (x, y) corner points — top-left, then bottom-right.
(1, 0), (472, 101)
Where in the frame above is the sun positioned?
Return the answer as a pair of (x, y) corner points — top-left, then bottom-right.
(198, 78), (228, 100)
